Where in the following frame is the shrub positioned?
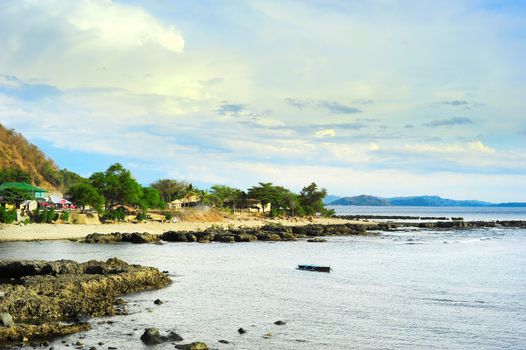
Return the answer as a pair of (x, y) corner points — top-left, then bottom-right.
(164, 212), (173, 221)
(61, 211), (70, 222)
(0, 206), (17, 224)
(101, 208), (126, 222)
(136, 212), (147, 221)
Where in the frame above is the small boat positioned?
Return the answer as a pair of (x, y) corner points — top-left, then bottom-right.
(296, 264), (331, 273)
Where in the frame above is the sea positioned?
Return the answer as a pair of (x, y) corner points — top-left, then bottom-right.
(1, 206), (525, 349)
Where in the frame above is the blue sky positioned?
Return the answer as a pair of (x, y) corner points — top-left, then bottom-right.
(0, 0), (525, 201)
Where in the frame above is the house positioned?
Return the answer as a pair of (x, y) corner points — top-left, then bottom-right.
(0, 182), (48, 199)
(168, 195), (201, 210)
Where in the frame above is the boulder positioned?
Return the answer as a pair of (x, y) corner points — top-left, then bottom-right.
(0, 313), (14, 327)
(161, 231), (192, 242)
(220, 236), (235, 243)
(234, 234), (258, 242)
(175, 342), (208, 350)
(274, 320), (286, 325)
(140, 328), (183, 345)
(238, 327), (247, 334)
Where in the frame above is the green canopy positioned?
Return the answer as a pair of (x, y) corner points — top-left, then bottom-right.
(0, 182), (48, 193)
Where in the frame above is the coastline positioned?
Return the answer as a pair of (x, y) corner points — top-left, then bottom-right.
(0, 217), (367, 242)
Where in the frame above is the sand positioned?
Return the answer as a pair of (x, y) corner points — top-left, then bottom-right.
(0, 217), (367, 242)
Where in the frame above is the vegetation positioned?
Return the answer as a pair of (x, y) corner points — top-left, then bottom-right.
(0, 123), (85, 192)
(66, 182), (104, 213)
(0, 122), (333, 221)
(0, 206), (17, 224)
(89, 163), (143, 211)
(151, 179), (190, 203)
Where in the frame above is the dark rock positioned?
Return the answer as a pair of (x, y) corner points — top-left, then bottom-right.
(0, 259), (171, 345)
(161, 231), (191, 242)
(0, 313), (14, 327)
(175, 342), (208, 350)
(307, 238), (326, 243)
(153, 299), (163, 305)
(167, 331), (183, 342)
(274, 320), (286, 325)
(140, 328), (161, 345)
(218, 339), (229, 344)
(234, 233), (258, 242)
(238, 327), (247, 334)
(219, 235), (235, 243)
(139, 328), (182, 345)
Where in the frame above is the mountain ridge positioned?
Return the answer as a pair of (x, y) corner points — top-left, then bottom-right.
(329, 194), (526, 207)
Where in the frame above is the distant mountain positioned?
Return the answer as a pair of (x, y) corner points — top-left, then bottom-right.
(387, 195), (491, 207)
(323, 195), (342, 204)
(331, 195), (390, 206)
(329, 194), (525, 207)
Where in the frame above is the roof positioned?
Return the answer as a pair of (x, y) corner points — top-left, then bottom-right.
(0, 182), (48, 192)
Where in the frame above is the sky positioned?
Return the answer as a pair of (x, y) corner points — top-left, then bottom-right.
(0, 0), (525, 202)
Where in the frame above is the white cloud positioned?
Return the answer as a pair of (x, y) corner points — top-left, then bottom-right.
(314, 129), (336, 138)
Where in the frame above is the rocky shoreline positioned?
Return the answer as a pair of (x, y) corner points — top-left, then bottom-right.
(83, 223), (376, 244)
(0, 258), (171, 346)
(81, 219), (526, 245)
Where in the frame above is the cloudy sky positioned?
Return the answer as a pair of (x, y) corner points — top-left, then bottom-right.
(0, 0), (525, 201)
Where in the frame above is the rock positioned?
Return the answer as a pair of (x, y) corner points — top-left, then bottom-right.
(274, 320), (286, 325)
(139, 328), (182, 345)
(238, 327), (247, 334)
(153, 299), (163, 305)
(234, 233), (258, 242)
(0, 323), (91, 344)
(307, 237), (326, 243)
(0, 313), (14, 327)
(83, 232), (160, 244)
(175, 342), (208, 350)
(219, 235), (235, 243)
(0, 259), (171, 345)
(218, 339), (229, 344)
(140, 328), (161, 345)
(161, 231), (191, 242)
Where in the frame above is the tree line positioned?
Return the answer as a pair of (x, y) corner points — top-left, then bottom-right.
(1, 163), (334, 220)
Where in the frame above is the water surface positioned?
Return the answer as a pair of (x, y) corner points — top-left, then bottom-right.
(1, 223), (525, 349)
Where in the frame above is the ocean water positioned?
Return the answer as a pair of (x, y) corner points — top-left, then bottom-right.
(329, 205), (526, 221)
(1, 208), (525, 349)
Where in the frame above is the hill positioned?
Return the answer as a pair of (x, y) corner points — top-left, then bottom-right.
(0, 123), (82, 192)
(331, 195), (390, 206)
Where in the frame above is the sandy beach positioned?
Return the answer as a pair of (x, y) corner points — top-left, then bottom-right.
(0, 217), (366, 242)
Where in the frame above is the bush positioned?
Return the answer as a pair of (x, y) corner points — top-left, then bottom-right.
(0, 206), (17, 224)
(136, 212), (147, 221)
(164, 212), (173, 221)
(101, 208), (126, 222)
(61, 211), (70, 222)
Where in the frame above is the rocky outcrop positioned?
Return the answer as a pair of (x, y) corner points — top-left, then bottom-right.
(140, 328), (183, 345)
(84, 232), (161, 244)
(0, 258), (171, 345)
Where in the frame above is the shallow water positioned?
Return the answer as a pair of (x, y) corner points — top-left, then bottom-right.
(1, 226), (525, 349)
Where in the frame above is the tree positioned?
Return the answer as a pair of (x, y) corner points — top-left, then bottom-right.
(0, 168), (31, 184)
(67, 182), (104, 213)
(151, 179), (190, 202)
(139, 187), (165, 210)
(248, 183), (296, 216)
(248, 183), (276, 213)
(299, 182), (328, 215)
(210, 184), (243, 210)
(0, 188), (32, 204)
(89, 163), (143, 211)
